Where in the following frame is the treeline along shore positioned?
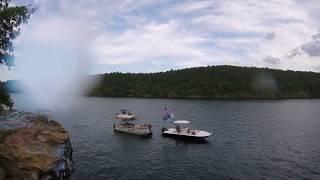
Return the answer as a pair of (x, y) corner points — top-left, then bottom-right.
(88, 65), (320, 99)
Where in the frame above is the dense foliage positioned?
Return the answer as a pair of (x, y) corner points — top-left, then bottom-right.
(0, 0), (34, 68)
(89, 66), (320, 99)
(0, 82), (13, 107)
(0, 0), (33, 108)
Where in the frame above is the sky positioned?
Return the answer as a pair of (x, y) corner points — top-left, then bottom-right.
(1, 0), (320, 81)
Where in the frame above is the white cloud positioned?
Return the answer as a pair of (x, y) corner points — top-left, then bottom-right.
(313, 65), (320, 72)
(166, 0), (214, 14)
(92, 21), (215, 67)
(8, 0), (320, 77)
(25, 16), (97, 47)
(301, 40), (320, 57)
(262, 56), (281, 65)
(285, 30), (320, 59)
(264, 32), (276, 40)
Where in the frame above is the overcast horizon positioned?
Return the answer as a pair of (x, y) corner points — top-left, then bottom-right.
(1, 0), (320, 81)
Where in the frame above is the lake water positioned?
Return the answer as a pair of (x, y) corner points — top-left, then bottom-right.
(12, 94), (320, 179)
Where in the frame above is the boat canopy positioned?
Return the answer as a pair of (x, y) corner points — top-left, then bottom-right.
(115, 114), (136, 120)
(174, 120), (190, 124)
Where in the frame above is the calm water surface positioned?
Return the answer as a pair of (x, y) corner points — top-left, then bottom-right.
(12, 94), (320, 180)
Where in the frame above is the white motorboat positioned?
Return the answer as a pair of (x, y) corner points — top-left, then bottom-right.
(162, 120), (212, 139)
(113, 110), (152, 136)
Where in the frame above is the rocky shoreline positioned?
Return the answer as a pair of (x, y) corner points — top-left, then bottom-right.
(0, 111), (74, 180)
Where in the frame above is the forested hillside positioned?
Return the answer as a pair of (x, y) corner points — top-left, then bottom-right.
(88, 66), (320, 99)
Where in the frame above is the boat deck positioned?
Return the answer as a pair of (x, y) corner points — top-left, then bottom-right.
(163, 128), (211, 138)
(114, 124), (152, 136)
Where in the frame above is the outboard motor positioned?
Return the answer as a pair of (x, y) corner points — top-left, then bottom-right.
(161, 127), (168, 132)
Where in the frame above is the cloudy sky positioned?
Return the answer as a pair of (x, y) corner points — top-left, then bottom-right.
(1, 0), (320, 81)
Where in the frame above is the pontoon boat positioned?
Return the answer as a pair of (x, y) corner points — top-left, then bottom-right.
(113, 110), (152, 136)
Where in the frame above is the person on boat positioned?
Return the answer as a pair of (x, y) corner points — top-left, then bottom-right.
(176, 125), (180, 133)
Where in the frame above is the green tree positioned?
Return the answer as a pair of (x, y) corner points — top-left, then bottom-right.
(1, 0), (35, 68)
(0, 0), (34, 109)
(89, 65), (320, 99)
(0, 83), (13, 108)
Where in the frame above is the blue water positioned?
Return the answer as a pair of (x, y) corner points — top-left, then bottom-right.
(12, 94), (320, 179)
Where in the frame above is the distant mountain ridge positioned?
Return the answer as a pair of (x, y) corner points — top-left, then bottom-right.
(89, 65), (320, 99)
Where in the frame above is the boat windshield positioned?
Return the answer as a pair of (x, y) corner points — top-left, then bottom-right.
(120, 109), (134, 115)
(120, 109), (128, 114)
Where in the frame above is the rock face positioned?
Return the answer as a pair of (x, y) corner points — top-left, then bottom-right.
(0, 111), (74, 180)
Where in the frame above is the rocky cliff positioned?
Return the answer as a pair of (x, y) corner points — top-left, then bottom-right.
(0, 111), (74, 180)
